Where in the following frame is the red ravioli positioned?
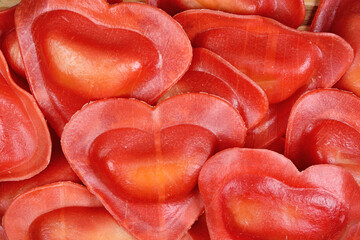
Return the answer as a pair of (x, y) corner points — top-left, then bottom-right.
(147, 0), (305, 28)
(199, 148), (360, 240)
(0, 130), (80, 219)
(0, 50), (51, 182)
(159, 48), (268, 129)
(0, 6), (27, 91)
(244, 95), (296, 148)
(285, 89), (360, 183)
(0, 6), (25, 78)
(3, 182), (135, 240)
(15, 0), (192, 135)
(311, 0), (360, 97)
(2, 30), (25, 78)
(62, 93), (246, 240)
(174, 10), (353, 104)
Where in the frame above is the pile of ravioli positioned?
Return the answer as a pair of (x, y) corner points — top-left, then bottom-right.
(0, 0), (360, 239)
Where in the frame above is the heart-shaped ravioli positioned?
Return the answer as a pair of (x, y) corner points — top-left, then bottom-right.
(0, 6), (28, 88)
(199, 148), (360, 240)
(310, 0), (360, 99)
(15, 0), (192, 135)
(0, 50), (50, 182)
(0, 129), (80, 218)
(2, 29), (26, 79)
(3, 182), (134, 240)
(90, 125), (216, 203)
(61, 93), (246, 240)
(285, 89), (360, 184)
(148, 0), (305, 28)
(158, 48), (269, 129)
(174, 10), (353, 104)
